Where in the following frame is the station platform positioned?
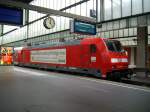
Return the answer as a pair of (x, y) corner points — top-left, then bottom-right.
(0, 66), (150, 112)
(130, 77), (150, 86)
(122, 76), (150, 87)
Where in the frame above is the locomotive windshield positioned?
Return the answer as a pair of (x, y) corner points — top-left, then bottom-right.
(105, 40), (123, 52)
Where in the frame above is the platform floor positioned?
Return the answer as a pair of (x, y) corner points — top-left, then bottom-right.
(0, 66), (150, 112)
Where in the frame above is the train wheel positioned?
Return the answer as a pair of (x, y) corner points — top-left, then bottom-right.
(113, 73), (121, 81)
(106, 73), (113, 80)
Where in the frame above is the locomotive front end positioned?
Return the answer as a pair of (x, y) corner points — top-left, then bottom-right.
(105, 39), (133, 79)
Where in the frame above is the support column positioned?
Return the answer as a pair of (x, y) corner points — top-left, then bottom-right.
(0, 25), (3, 36)
(136, 26), (148, 78)
(0, 25), (3, 46)
(130, 47), (135, 66)
(24, 9), (30, 46)
(100, 0), (104, 22)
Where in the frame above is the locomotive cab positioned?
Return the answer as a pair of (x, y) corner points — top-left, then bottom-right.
(104, 39), (132, 79)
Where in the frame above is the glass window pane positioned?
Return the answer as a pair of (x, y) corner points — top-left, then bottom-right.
(87, 0), (93, 17)
(107, 22), (113, 30)
(29, 11), (45, 22)
(50, 0), (54, 9)
(122, 0), (131, 17)
(144, 0), (150, 12)
(114, 30), (119, 37)
(93, 0), (96, 11)
(104, 0), (112, 20)
(119, 29), (124, 37)
(113, 21), (119, 29)
(132, 0), (142, 15)
(57, 0), (61, 10)
(75, 5), (81, 15)
(120, 19), (127, 28)
(65, 17), (70, 29)
(3, 25), (18, 34)
(70, 7), (75, 15)
(70, 0), (76, 5)
(112, 0), (121, 19)
(66, 0), (70, 7)
(81, 3), (87, 16)
(129, 17), (137, 27)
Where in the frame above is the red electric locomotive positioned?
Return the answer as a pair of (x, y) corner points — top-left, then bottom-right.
(14, 37), (132, 79)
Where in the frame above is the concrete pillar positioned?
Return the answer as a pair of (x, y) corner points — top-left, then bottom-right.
(130, 47), (135, 66)
(0, 25), (3, 46)
(24, 9), (29, 46)
(0, 25), (3, 36)
(24, 9), (29, 24)
(100, 0), (104, 21)
(136, 26), (148, 78)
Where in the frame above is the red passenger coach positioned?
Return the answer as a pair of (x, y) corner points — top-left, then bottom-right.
(14, 37), (132, 79)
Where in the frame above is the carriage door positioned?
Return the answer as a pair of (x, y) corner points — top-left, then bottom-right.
(22, 50), (26, 64)
(90, 44), (97, 67)
(81, 45), (91, 67)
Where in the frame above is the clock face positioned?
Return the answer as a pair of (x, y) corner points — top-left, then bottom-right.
(43, 17), (55, 29)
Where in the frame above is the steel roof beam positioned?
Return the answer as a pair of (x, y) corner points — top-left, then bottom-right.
(0, 0), (96, 23)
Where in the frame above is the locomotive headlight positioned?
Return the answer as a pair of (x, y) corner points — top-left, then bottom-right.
(111, 58), (119, 63)
(111, 58), (128, 63)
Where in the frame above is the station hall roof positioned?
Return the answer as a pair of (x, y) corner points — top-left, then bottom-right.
(11, 0), (33, 3)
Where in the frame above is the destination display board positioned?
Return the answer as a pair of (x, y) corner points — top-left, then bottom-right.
(0, 5), (23, 25)
(70, 19), (96, 35)
(0, 47), (13, 65)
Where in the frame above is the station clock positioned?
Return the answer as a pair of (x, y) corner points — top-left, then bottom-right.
(43, 17), (55, 29)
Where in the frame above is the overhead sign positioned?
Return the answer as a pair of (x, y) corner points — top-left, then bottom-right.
(0, 5), (23, 25)
(0, 47), (14, 65)
(70, 19), (96, 35)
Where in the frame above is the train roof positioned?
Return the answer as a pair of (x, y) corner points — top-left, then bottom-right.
(28, 39), (81, 49)
(23, 37), (107, 50)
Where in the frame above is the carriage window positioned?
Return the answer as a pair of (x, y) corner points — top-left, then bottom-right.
(90, 44), (97, 53)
